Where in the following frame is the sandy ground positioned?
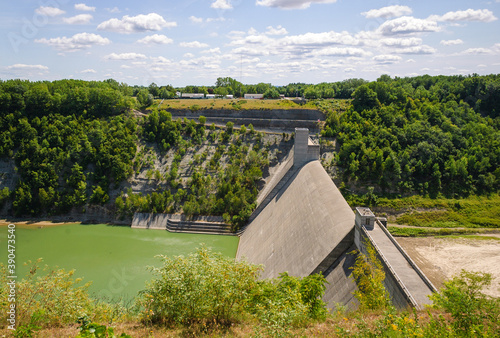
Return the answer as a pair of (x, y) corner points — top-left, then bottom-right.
(0, 219), (81, 228)
(396, 235), (500, 298)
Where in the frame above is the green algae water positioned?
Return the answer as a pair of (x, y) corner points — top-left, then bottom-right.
(0, 223), (239, 302)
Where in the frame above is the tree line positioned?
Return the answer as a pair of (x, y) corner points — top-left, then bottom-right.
(322, 74), (500, 197)
(0, 79), (278, 227)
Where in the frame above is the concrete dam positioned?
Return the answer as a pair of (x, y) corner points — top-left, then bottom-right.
(133, 128), (437, 311)
(237, 128), (436, 310)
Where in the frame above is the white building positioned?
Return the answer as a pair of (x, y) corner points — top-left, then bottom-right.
(244, 93), (264, 99)
(181, 93), (205, 99)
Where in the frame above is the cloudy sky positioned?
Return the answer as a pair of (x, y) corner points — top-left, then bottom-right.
(1, 0), (500, 86)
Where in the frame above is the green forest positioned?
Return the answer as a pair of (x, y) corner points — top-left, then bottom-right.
(0, 79), (277, 228)
(322, 74), (500, 198)
(1, 74), (499, 226)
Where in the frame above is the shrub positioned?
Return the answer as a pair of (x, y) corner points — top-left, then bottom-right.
(138, 246), (261, 326)
(429, 269), (500, 335)
(350, 241), (391, 311)
(0, 260), (94, 328)
(247, 272), (328, 337)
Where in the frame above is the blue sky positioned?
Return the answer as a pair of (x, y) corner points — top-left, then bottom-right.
(1, 0), (500, 86)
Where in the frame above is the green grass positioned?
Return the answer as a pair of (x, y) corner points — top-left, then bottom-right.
(434, 234), (500, 241)
(387, 226), (498, 237)
(157, 98), (349, 111)
(374, 195), (500, 229)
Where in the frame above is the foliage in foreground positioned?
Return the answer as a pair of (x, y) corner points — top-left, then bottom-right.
(1, 249), (499, 337)
(138, 246), (261, 326)
(137, 247), (328, 336)
(0, 260), (129, 333)
(429, 270), (500, 336)
(350, 241), (391, 311)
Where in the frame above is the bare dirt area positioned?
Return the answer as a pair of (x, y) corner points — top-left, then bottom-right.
(396, 236), (500, 298)
(0, 219), (80, 228)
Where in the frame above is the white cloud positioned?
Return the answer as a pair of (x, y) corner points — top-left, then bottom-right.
(75, 3), (95, 12)
(280, 31), (359, 46)
(137, 34), (173, 44)
(202, 47), (221, 54)
(381, 37), (422, 47)
(184, 53), (195, 58)
(398, 45), (436, 54)
(440, 39), (464, 46)
(180, 41), (209, 48)
(459, 47), (494, 55)
(378, 16), (440, 35)
(189, 16), (226, 24)
(189, 16), (204, 24)
(207, 17), (226, 23)
(211, 0), (232, 9)
(35, 33), (110, 52)
(429, 9), (497, 22)
(35, 6), (65, 17)
(81, 69), (97, 73)
(362, 5), (412, 19)
(63, 14), (93, 25)
(105, 53), (148, 60)
(312, 47), (371, 57)
(256, 0), (337, 10)
(266, 25), (288, 35)
(232, 46), (270, 56)
(106, 7), (120, 13)
(97, 13), (177, 34)
(7, 64), (49, 71)
(372, 54), (402, 64)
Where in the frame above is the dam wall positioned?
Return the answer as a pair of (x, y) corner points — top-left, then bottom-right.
(237, 160), (355, 279)
(166, 108), (324, 132)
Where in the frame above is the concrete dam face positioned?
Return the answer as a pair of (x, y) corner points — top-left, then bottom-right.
(236, 159), (359, 310)
(237, 128), (436, 311)
(236, 160), (354, 279)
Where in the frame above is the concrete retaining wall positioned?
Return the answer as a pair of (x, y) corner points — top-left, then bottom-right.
(237, 160), (355, 279)
(132, 213), (233, 234)
(322, 244), (359, 311)
(165, 109), (324, 132)
(167, 108), (324, 121)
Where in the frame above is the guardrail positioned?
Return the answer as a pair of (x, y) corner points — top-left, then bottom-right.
(359, 224), (420, 309)
(376, 220), (438, 293)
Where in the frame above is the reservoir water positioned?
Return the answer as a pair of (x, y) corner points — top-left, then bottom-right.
(0, 223), (239, 302)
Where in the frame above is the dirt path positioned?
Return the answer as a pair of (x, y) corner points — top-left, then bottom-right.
(396, 236), (500, 298)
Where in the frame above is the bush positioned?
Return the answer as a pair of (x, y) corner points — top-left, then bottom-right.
(247, 272), (328, 337)
(429, 270), (500, 335)
(0, 260), (93, 328)
(138, 246), (261, 326)
(350, 241), (391, 311)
